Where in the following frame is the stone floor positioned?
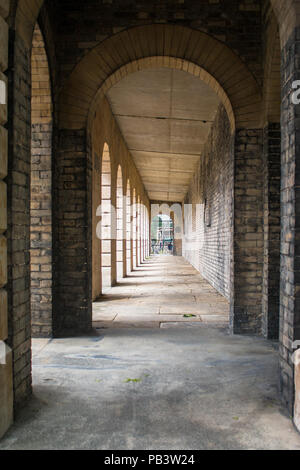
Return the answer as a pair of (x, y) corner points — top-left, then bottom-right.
(1, 327), (300, 450)
(1, 255), (299, 450)
(93, 256), (229, 328)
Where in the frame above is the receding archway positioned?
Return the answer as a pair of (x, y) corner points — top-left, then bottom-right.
(151, 215), (174, 255)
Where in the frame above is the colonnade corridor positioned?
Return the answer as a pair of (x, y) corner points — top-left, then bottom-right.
(93, 256), (229, 328)
(3, 0), (300, 450)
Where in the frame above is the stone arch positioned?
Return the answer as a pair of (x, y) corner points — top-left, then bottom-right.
(58, 24), (262, 131)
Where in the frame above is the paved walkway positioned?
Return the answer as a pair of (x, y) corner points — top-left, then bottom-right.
(1, 328), (300, 450)
(1, 256), (299, 450)
(93, 256), (229, 328)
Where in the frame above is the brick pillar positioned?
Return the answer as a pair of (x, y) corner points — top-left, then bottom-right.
(231, 129), (264, 334)
(279, 29), (300, 417)
(53, 129), (92, 335)
(262, 123), (281, 339)
(7, 32), (32, 408)
(30, 24), (53, 338)
(0, 1), (13, 438)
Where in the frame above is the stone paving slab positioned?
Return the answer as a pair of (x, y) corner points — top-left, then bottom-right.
(93, 256), (229, 328)
(114, 314), (202, 322)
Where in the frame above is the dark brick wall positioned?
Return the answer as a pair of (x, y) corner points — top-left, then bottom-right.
(231, 128), (264, 335)
(183, 105), (233, 300)
(46, 0), (263, 87)
(52, 129), (92, 336)
(262, 122), (281, 339)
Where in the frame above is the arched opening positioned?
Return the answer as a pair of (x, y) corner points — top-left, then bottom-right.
(30, 22), (53, 338)
(132, 189), (137, 270)
(116, 165), (124, 282)
(126, 180), (131, 275)
(136, 196), (141, 267)
(101, 143), (112, 290)
(151, 215), (174, 256)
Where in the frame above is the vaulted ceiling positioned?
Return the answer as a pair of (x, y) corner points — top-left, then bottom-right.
(107, 68), (220, 202)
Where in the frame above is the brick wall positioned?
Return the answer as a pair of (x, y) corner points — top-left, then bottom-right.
(30, 23), (53, 338)
(183, 105), (233, 300)
(0, 0), (13, 439)
(7, 31), (32, 408)
(52, 128), (91, 335)
(231, 128), (264, 334)
(47, 0), (262, 87)
(262, 123), (281, 339)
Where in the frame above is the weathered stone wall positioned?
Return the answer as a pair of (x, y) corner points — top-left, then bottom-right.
(183, 105), (233, 300)
(30, 23), (53, 338)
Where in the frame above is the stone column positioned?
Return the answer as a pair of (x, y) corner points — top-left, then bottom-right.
(0, 0), (13, 438)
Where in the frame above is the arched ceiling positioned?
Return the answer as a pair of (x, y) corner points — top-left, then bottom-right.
(107, 67), (220, 202)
